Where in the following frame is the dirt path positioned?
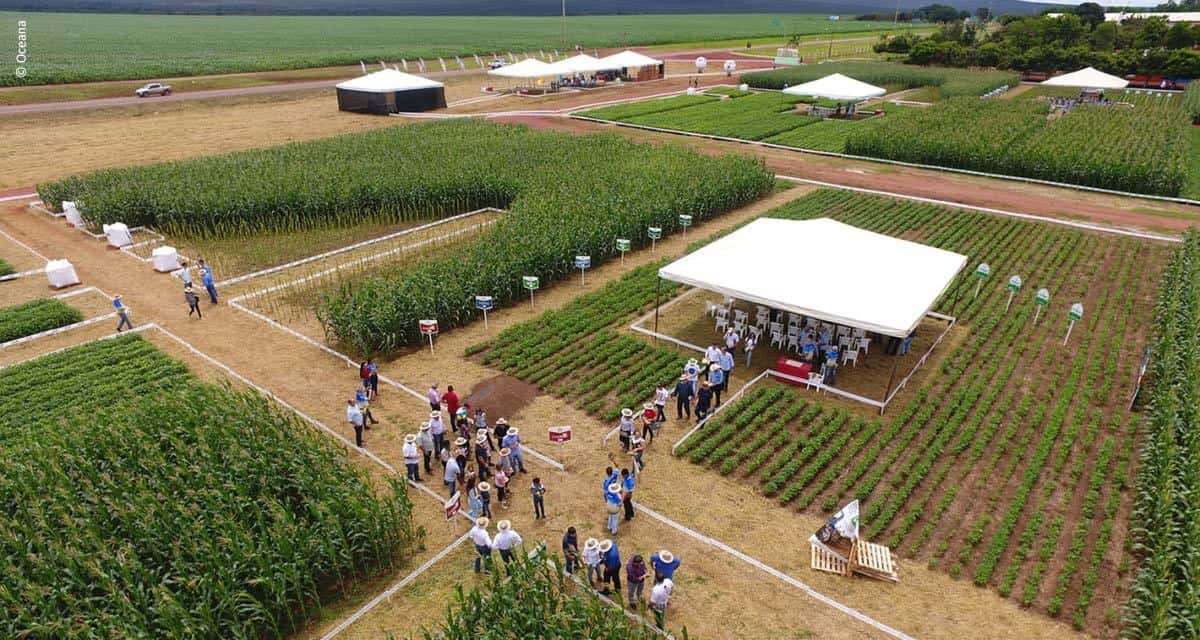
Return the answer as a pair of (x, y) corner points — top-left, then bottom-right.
(0, 196), (1088, 640)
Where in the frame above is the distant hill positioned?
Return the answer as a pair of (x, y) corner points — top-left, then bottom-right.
(0, 0), (1039, 16)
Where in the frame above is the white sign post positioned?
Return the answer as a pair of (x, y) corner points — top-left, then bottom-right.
(575, 255), (591, 286)
(1004, 275), (1022, 314)
(1064, 303), (1083, 345)
(523, 276), (540, 310)
(973, 262), (990, 299)
(648, 226), (662, 252)
(419, 319), (439, 355)
(475, 295), (494, 330)
(679, 214), (693, 239)
(1033, 288), (1049, 325)
(549, 426), (571, 478)
(616, 238), (631, 265)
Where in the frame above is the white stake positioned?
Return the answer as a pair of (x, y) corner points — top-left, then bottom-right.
(1063, 320), (1075, 346)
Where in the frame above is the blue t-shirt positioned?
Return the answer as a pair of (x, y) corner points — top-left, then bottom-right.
(112, 299), (124, 311)
(719, 351), (734, 371)
(623, 475), (635, 493)
(200, 265), (214, 286)
(709, 368), (724, 386)
(652, 554), (681, 579)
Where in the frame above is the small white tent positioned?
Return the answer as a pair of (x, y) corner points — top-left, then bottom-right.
(488, 58), (556, 79)
(335, 69), (446, 114)
(782, 73), (887, 101)
(1042, 67), (1128, 89)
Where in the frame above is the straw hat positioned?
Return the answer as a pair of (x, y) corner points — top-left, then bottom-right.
(584, 537), (599, 551)
(497, 519), (511, 531)
(679, 374), (688, 381)
(507, 427), (518, 437)
(475, 434), (487, 445)
(475, 516), (489, 527)
(687, 357), (697, 365)
(608, 483), (621, 494)
(599, 539), (613, 553)
(621, 408), (633, 418)
(709, 363), (720, 371)
(500, 447), (511, 456)
(419, 422), (430, 431)
(701, 381), (712, 388)
(430, 410), (441, 418)
(496, 418), (508, 426)
(114, 294), (122, 300)
(476, 428), (488, 436)
(658, 550), (674, 564)
(454, 437), (467, 447)
(643, 403), (653, 411)
(404, 434), (416, 443)
(431, 382), (439, 388)
(478, 482), (490, 492)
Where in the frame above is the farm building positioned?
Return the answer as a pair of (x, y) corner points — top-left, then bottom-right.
(335, 69), (446, 115)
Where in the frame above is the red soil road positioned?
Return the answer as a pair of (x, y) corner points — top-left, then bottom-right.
(498, 114), (1199, 234)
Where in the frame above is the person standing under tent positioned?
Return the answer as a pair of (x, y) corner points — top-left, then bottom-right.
(695, 381), (714, 423)
(530, 476), (547, 519)
(112, 294), (133, 332)
(184, 286), (202, 319)
(583, 537), (603, 586)
(402, 434), (422, 482)
(651, 549), (681, 580)
(427, 382), (441, 412)
(443, 384), (460, 429)
(443, 454), (461, 497)
(198, 258), (218, 304)
(478, 481), (493, 519)
(801, 338), (817, 365)
(605, 482), (622, 535)
(823, 345), (840, 386)
(346, 400), (364, 448)
(429, 410), (446, 460)
(672, 374), (694, 420)
(724, 327), (740, 352)
(562, 526), (580, 574)
(355, 387), (379, 426)
(502, 426), (526, 474)
(416, 423), (435, 476)
(626, 554), (648, 609)
(470, 517), (493, 574)
(600, 539), (622, 595)
(618, 408), (635, 451)
(492, 519), (523, 565)
(708, 364), (725, 407)
(621, 468), (636, 522)
(719, 346), (735, 388)
(901, 331), (914, 356)
(650, 573), (674, 629)
(653, 383), (669, 426)
(744, 332), (757, 367)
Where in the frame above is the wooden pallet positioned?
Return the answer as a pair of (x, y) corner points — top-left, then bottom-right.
(853, 541), (899, 583)
(811, 543), (848, 576)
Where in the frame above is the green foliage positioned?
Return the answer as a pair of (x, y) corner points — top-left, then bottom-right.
(741, 61), (1018, 97)
(0, 258), (13, 277)
(0, 335), (422, 638)
(0, 298), (84, 343)
(1183, 82), (1200, 123)
(578, 94), (717, 121)
(622, 92), (811, 141)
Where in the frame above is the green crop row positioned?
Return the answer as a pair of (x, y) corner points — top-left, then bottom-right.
(577, 94), (717, 121)
(623, 92), (812, 141)
(0, 335), (421, 638)
(0, 298), (83, 343)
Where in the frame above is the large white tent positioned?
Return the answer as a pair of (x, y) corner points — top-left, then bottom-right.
(598, 50), (663, 69)
(658, 218), (966, 338)
(782, 73), (887, 101)
(488, 58), (556, 79)
(1042, 67), (1129, 89)
(546, 53), (614, 75)
(335, 69), (446, 114)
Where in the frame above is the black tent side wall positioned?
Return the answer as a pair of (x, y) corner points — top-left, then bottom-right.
(393, 87), (447, 112)
(337, 86), (446, 115)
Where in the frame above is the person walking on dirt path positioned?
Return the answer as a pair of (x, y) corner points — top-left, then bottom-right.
(684, 358), (700, 396)
(626, 554), (648, 609)
(112, 294), (133, 332)
(621, 468), (635, 522)
(347, 400), (364, 448)
(651, 549), (681, 580)
(493, 418), (509, 454)
(198, 258), (218, 305)
(695, 381), (714, 423)
(474, 433), (492, 471)
(724, 327), (739, 352)
(744, 332), (757, 367)
(175, 259), (193, 290)
(640, 403), (660, 444)
(600, 539), (622, 595)
(444, 455), (461, 498)
(478, 481), (493, 519)
(366, 359), (379, 398)
(562, 526), (580, 574)
(584, 537), (602, 585)
(468, 484), (483, 519)
(719, 346), (735, 388)
(359, 361), (372, 398)
(708, 364), (725, 407)
(444, 385), (460, 429)
(429, 410), (446, 459)
(427, 382), (441, 412)
(403, 434), (422, 482)
(184, 286), (202, 319)
(672, 374), (694, 420)
(470, 517), (494, 574)
(502, 426), (527, 473)
(492, 519), (524, 565)
(494, 464), (510, 509)
(653, 383), (669, 425)
(605, 482), (622, 535)
(417, 423), (435, 475)
(531, 476), (547, 519)
(355, 387), (379, 426)
(703, 344), (722, 377)
(650, 573), (674, 629)
(618, 408), (635, 451)
(629, 434), (646, 474)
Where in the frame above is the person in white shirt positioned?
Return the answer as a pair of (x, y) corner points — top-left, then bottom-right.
(744, 333), (757, 367)
(653, 383), (669, 426)
(650, 574), (674, 629)
(491, 519), (524, 564)
(724, 327), (740, 351)
(402, 434), (422, 482)
(346, 400), (364, 448)
(443, 456), (461, 498)
(469, 517), (493, 574)
(582, 537), (602, 587)
(703, 344), (722, 378)
(429, 411), (446, 461)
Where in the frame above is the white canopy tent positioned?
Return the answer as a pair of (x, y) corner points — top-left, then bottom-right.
(657, 218), (966, 338)
(336, 68), (444, 92)
(1042, 67), (1129, 89)
(782, 73), (887, 102)
(598, 50), (663, 69)
(487, 58), (556, 79)
(335, 69), (446, 114)
(546, 53), (614, 75)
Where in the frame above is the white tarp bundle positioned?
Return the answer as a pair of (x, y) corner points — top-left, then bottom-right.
(599, 50), (663, 69)
(487, 58), (556, 79)
(658, 218), (966, 337)
(782, 73), (887, 101)
(335, 68), (444, 92)
(1042, 66), (1128, 89)
(102, 223), (132, 248)
(151, 246), (181, 273)
(45, 259), (79, 289)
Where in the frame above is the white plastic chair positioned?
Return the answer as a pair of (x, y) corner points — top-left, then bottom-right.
(769, 321), (783, 335)
(733, 320), (746, 336)
(839, 336), (852, 351)
(852, 327), (866, 339)
(836, 326), (850, 340)
(705, 301), (719, 317)
(733, 310), (748, 325)
(843, 350), (858, 367)
(805, 317), (818, 329)
(755, 316), (769, 333)
(748, 325), (763, 341)
(787, 325), (799, 339)
(715, 307), (728, 320)
(807, 372), (824, 393)
(786, 333), (800, 352)
(770, 331), (785, 349)
(715, 316), (728, 333)
(857, 337), (870, 355)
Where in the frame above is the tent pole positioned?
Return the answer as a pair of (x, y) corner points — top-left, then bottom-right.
(881, 352), (901, 415)
(653, 277), (661, 344)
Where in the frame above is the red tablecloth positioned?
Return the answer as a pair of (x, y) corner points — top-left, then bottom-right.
(774, 357), (812, 385)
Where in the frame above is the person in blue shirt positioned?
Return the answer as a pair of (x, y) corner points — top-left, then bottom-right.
(801, 340), (816, 364)
(719, 346), (735, 389)
(651, 549), (681, 580)
(198, 258), (218, 304)
(112, 294), (133, 332)
(900, 331), (914, 355)
(621, 468), (636, 521)
(600, 539), (622, 595)
(708, 364), (725, 407)
(501, 427), (526, 473)
(823, 346), (840, 386)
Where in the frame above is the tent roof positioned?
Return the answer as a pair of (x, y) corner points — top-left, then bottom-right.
(547, 54), (612, 74)
(782, 73), (887, 101)
(488, 58), (556, 79)
(658, 218), (967, 338)
(599, 50), (663, 68)
(1042, 66), (1129, 89)
(335, 69), (444, 92)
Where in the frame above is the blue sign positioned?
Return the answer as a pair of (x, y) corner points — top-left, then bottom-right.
(574, 255), (591, 269)
(475, 295), (494, 310)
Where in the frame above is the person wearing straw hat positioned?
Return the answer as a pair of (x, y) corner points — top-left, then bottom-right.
(620, 468), (636, 521)
(695, 381), (714, 423)
(474, 432), (492, 471)
(453, 436), (469, 462)
(562, 526), (580, 574)
(355, 386), (379, 427)
(478, 481), (493, 519)
(604, 482), (622, 535)
(583, 537), (602, 586)
(346, 400), (365, 448)
(719, 345), (735, 387)
(427, 382), (441, 412)
(618, 408), (635, 452)
(469, 516), (494, 574)
(416, 423), (435, 475)
(671, 373), (694, 420)
(402, 434), (422, 482)
(429, 410), (446, 461)
(112, 294), (133, 332)
(493, 418), (509, 454)
(650, 572), (674, 629)
(626, 554), (648, 609)
(708, 363), (725, 407)
(443, 384), (460, 429)
(502, 426), (526, 474)
(704, 343), (722, 374)
(653, 383), (669, 426)
(684, 358), (700, 396)
(498, 447), (514, 477)
(629, 433), (647, 473)
(640, 403), (658, 444)
(491, 519), (524, 565)
(600, 539), (622, 595)
(493, 464), (510, 509)
(651, 549), (681, 580)
(443, 452), (461, 497)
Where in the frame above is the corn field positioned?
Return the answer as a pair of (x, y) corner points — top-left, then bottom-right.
(0, 298), (82, 342)
(0, 335), (422, 638)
